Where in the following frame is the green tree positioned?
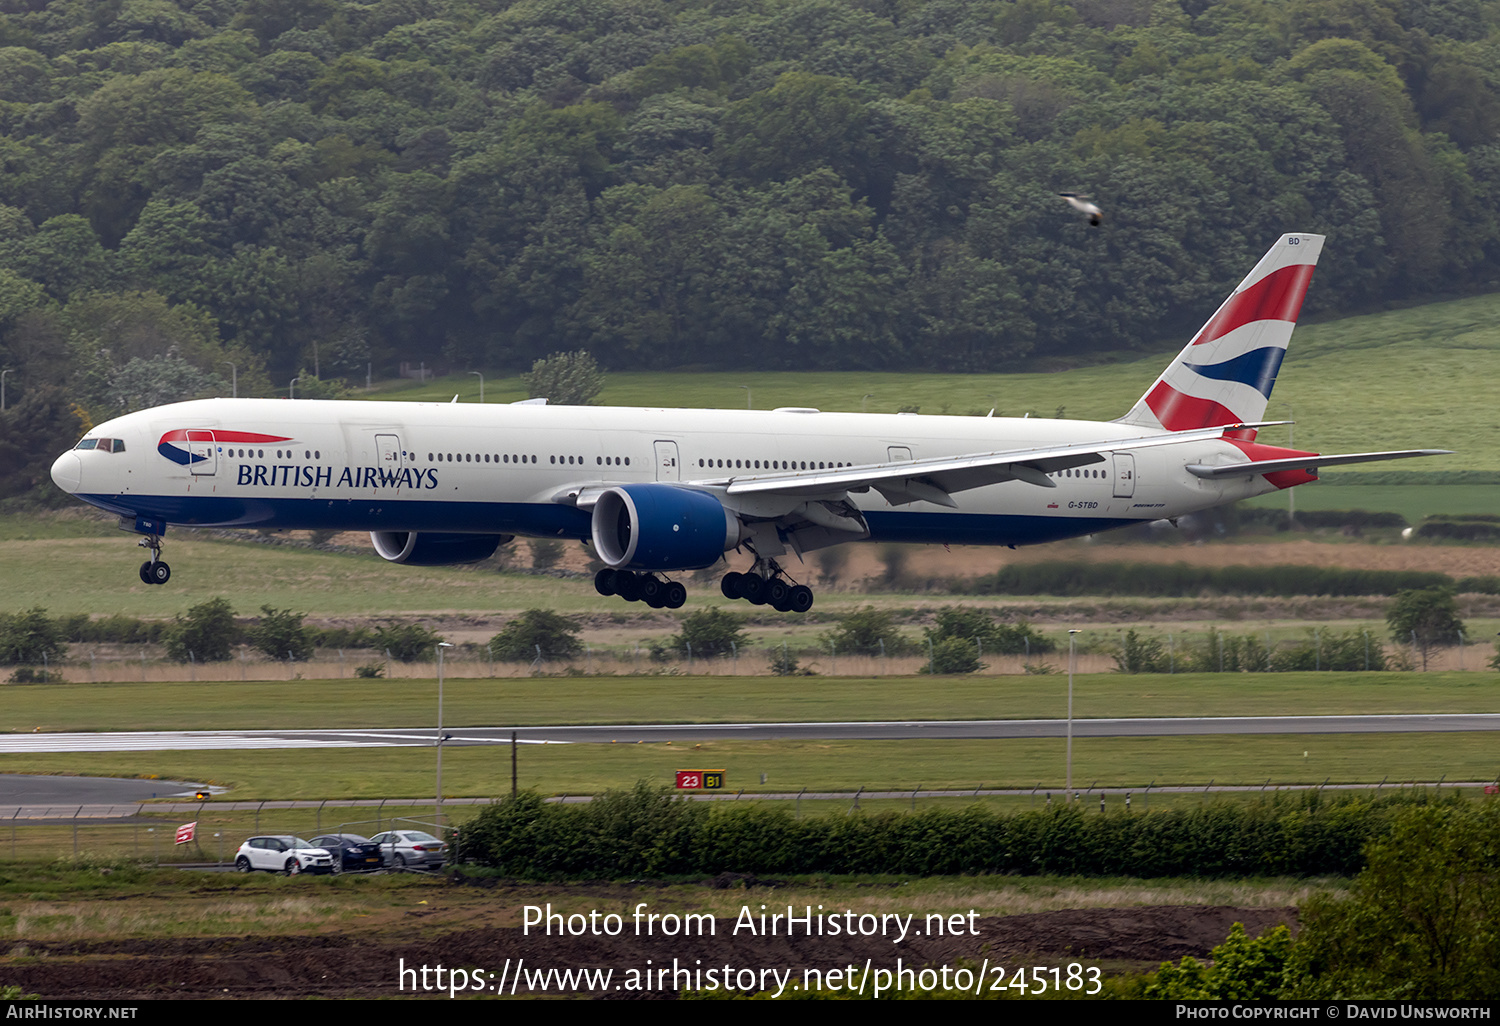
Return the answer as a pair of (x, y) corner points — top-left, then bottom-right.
(521, 350), (604, 405)
(1287, 804), (1500, 999)
(1386, 587), (1465, 670)
(489, 610), (583, 662)
(164, 597), (238, 662)
(920, 635), (984, 674)
(246, 606), (313, 662)
(0, 608), (64, 666)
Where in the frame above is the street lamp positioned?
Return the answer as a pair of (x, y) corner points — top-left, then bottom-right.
(289, 376), (299, 400)
(436, 641), (453, 824)
(469, 371), (484, 404)
(862, 393), (874, 413)
(1066, 629), (1082, 799)
(739, 385), (751, 409)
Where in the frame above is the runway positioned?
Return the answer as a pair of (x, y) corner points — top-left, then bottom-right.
(2, 713), (1498, 753)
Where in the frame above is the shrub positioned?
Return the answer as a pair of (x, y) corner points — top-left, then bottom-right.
(667, 608), (748, 658)
(919, 635), (984, 674)
(164, 598), (237, 662)
(489, 610), (583, 662)
(1112, 629), (1168, 673)
(246, 606), (314, 661)
(925, 606), (1053, 655)
(821, 606), (913, 656)
(374, 620), (444, 662)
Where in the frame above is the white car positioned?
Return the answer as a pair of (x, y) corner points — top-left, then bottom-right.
(234, 835), (336, 875)
(369, 829), (446, 870)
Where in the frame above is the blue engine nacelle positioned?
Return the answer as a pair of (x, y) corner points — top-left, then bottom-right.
(591, 485), (742, 570)
(370, 531), (510, 565)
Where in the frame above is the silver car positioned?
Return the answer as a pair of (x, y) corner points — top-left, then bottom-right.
(234, 835), (336, 875)
(369, 829), (446, 870)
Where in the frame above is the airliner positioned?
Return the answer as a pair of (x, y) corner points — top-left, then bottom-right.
(50, 234), (1445, 612)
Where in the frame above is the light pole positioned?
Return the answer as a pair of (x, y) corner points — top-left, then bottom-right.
(469, 371), (484, 404)
(862, 393), (873, 413)
(0, 368), (10, 412)
(1066, 629), (1081, 798)
(1276, 402), (1295, 527)
(221, 361), (236, 398)
(739, 385), (751, 409)
(289, 376), (298, 400)
(436, 641), (453, 825)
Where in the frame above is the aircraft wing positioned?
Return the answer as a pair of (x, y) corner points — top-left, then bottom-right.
(1185, 449), (1452, 479)
(691, 422), (1283, 509)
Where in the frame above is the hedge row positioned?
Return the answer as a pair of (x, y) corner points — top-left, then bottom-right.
(971, 562), (1462, 598)
(454, 785), (1453, 880)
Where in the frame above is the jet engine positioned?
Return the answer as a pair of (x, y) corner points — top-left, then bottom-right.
(590, 484), (741, 570)
(370, 531), (511, 565)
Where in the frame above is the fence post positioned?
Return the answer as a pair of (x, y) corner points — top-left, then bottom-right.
(1315, 628), (1321, 671)
(189, 650), (196, 682)
(879, 638), (885, 675)
(1168, 634), (1174, 674)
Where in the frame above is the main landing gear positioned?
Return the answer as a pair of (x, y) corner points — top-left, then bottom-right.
(594, 568), (686, 609)
(137, 535), (170, 585)
(720, 559), (814, 613)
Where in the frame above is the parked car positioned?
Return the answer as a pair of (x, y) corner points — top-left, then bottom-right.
(308, 833), (385, 873)
(369, 829), (446, 870)
(234, 835), (335, 875)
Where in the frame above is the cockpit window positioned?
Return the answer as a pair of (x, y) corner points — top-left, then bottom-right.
(74, 439), (98, 450)
(74, 438), (124, 452)
(111, 439), (125, 452)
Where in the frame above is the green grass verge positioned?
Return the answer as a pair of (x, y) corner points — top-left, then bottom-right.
(1, 733), (1493, 800)
(4, 671), (1498, 733)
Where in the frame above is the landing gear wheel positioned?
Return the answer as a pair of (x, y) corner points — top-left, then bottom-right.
(639, 575), (664, 605)
(139, 562), (154, 585)
(720, 572), (744, 600)
(594, 568), (618, 596)
(664, 582), (687, 608)
(741, 573), (767, 605)
(788, 585), (814, 613)
(235, 856), (252, 873)
(146, 561), (170, 585)
(615, 571), (641, 602)
(766, 579), (790, 607)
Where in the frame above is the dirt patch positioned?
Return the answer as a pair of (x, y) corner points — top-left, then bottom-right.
(8, 903), (1293, 999)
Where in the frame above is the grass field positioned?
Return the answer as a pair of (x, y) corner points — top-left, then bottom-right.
(370, 292), (1500, 473)
(3, 733), (1494, 801)
(5, 672), (1498, 732)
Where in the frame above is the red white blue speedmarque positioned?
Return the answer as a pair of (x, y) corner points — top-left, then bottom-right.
(52, 234), (1446, 610)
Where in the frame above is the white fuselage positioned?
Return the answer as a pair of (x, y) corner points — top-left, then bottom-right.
(52, 398), (1277, 550)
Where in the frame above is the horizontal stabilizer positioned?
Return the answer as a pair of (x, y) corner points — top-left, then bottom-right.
(1185, 449), (1452, 479)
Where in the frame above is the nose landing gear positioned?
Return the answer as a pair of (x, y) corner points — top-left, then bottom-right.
(136, 535), (170, 585)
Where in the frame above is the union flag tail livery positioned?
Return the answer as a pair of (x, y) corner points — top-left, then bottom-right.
(49, 231), (1446, 611)
(1118, 233), (1323, 434)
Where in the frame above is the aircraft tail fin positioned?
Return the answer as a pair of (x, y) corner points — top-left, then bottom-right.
(1116, 233), (1324, 435)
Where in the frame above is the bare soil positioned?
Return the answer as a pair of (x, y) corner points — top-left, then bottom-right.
(7, 886), (1294, 999)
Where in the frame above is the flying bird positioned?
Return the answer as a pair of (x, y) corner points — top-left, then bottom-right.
(1059, 192), (1102, 226)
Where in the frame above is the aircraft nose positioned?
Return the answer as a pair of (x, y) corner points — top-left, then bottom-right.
(51, 452), (81, 493)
